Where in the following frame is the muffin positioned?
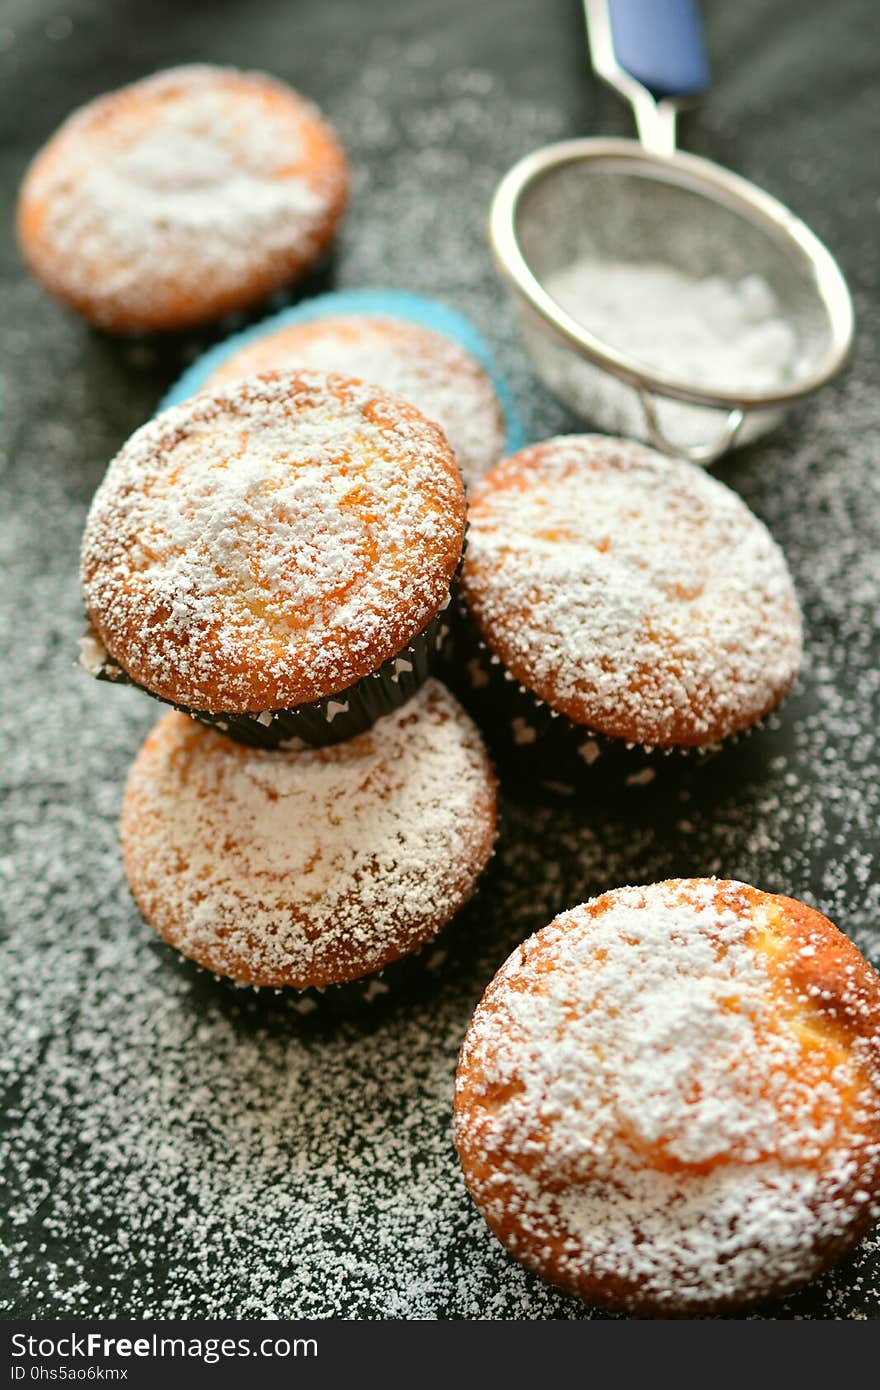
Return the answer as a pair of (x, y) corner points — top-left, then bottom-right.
(122, 681), (497, 989)
(17, 64), (349, 333)
(204, 314), (505, 487)
(454, 878), (880, 1314)
(458, 434), (802, 785)
(80, 370), (466, 746)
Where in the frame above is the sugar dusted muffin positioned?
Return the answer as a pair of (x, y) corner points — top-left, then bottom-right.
(122, 682), (496, 989)
(80, 370), (466, 746)
(454, 879), (880, 1313)
(205, 314), (505, 486)
(459, 434), (802, 779)
(17, 64), (349, 332)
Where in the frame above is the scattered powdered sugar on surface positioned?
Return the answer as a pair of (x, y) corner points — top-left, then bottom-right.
(207, 316), (505, 487)
(462, 435), (802, 745)
(2, 14), (880, 1319)
(18, 65), (346, 328)
(122, 682), (496, 985)
(81, 371), (464, 710)
(454, 881), (880, 1310)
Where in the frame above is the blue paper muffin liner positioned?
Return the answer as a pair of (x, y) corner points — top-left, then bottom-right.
(158, 286), (528, 459)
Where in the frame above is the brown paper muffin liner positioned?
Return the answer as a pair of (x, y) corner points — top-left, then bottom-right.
(81, 598), (454, 750)
(163, 926), (456, 1017)
(446, 601), (749, 796)
(157, 860), (497, 1020)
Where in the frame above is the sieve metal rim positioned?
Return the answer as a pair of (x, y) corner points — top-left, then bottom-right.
(489, 137), (854, 414)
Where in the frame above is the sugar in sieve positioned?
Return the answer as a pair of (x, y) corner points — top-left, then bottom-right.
(489, 0), (854, 463)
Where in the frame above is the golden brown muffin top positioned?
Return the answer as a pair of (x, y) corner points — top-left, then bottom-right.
(122, 682), (497, 989)
(82, 371), (466, 712)
(455, 878), (880, 1313)
(461, 435), (802, 747)
(17, 64), (348, 332)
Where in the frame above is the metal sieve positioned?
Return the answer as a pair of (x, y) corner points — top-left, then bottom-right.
(489, 0), (854, 463)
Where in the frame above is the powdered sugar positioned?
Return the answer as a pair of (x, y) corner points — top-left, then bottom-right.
(462, 434), (802, 746)
(546, 260), (801, 396)
(122, 681), (496, 987)
(81, 371), (465, 710)
(18, 65), (348, 330)
(536, 259), (801, 450)
(206, 316), (505, 487)
(549, 1166), (852, 1307)
(455, 881), (880, 1310)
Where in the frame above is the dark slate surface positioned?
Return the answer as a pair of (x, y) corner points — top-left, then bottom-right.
(1, 0), (878, 1319)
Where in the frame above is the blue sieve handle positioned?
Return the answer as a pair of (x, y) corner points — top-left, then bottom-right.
(606, 0), (710, 99)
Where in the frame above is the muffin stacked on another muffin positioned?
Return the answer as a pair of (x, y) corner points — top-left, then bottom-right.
(81, 369), (467, 747)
